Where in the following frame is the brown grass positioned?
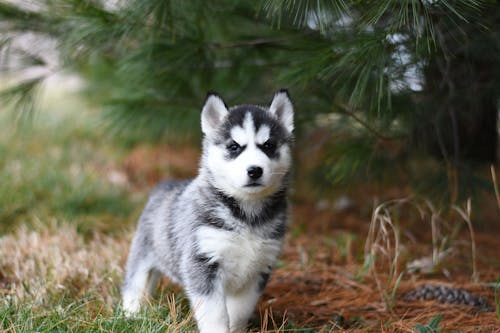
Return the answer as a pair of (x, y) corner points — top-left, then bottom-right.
(0, 221), (129, 306)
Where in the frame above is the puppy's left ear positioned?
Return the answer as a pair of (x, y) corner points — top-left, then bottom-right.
(269, 89), (294, 133)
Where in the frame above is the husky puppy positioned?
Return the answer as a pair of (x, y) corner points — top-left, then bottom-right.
(122, 90), (294, 333)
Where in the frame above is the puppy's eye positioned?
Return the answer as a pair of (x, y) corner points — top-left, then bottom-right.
(227, 141), (241, 153)
(262, 140), (276, 151)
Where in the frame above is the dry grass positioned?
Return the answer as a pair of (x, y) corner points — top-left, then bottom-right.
(0, 222), (199, 332)
(452, 199), (478, 282)
(0, 221), (129, 305)
(364, 198), (407, 312)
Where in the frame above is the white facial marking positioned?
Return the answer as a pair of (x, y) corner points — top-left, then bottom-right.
(242, 112), (254, 134)
(230, 127), (247, 146)
(255, 125), (270, 145)
(230, 113), (254, 146)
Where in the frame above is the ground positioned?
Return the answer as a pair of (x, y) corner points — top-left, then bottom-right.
(0, 84), (499, 332)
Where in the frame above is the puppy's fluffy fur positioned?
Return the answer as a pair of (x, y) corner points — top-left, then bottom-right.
(122, 91), (294, 333)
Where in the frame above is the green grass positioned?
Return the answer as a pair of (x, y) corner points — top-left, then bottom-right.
(0, 78), (140, 234)
(414, 315), (443, 333)
(1, 292), (196, 332)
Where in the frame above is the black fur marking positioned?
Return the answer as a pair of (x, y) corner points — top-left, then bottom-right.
(226, 105), (266, 128)
(220, 106), (292, 145)
(226, 141), (246, 159)
(249, 109), (284, 138)
(192, 255), (219, 295)
(269, 220), (287, 240)
(258, 140), (279, 159)
(210, 185), (288, 227)
(201, 214), (234, 231)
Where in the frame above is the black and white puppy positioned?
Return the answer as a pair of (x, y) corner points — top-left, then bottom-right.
(122, 90), (294, 333)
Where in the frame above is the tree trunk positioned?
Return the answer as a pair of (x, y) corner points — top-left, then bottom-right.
(419, 14), (499, 164)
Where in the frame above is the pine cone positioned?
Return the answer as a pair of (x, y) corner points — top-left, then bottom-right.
(403, 285), (493, 312)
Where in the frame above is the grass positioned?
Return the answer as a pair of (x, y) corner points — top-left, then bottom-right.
(1, 286), (196, 332)
(0, 77), (140, 234)
(363, 198), (404, 312)
(414, 315), (443, 333)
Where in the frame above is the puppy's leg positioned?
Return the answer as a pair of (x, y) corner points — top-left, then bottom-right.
(185, 257), (229, 333)
(122, 262), (151, 315)
(190, 290), (229, 333)
(226, 280), (263, 333)
(122, 234), (154, 316)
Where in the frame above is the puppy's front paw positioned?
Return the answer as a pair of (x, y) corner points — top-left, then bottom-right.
(199, 322), (230, 333)
(122, 297), (141, 318)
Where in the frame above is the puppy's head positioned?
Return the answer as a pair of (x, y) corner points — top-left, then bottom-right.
(201, 90), (294, 200)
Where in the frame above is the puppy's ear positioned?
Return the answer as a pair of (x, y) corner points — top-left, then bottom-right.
(268, 89), (294, 133)
(201, 92), (229, 137)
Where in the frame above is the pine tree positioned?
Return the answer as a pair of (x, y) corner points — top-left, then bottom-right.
(1, 0), (498, 202)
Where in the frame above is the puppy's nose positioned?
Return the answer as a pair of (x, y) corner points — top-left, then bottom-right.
(247, 166), (263, 180)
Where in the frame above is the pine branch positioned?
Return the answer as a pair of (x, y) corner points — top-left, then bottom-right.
(210, 37), (290, 48)
(335, 102), (399, 143)
(0, 77), (44, 121)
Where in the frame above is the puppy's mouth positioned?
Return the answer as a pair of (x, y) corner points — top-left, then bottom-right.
(244, 182), (263, 187)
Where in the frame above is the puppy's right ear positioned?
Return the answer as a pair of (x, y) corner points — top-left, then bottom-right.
(201, 92), (229, 137)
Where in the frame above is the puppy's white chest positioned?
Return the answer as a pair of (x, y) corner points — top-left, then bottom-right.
(196, 226), (281, 292)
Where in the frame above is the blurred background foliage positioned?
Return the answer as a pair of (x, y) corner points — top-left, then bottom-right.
(1, 0), (499, 206)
